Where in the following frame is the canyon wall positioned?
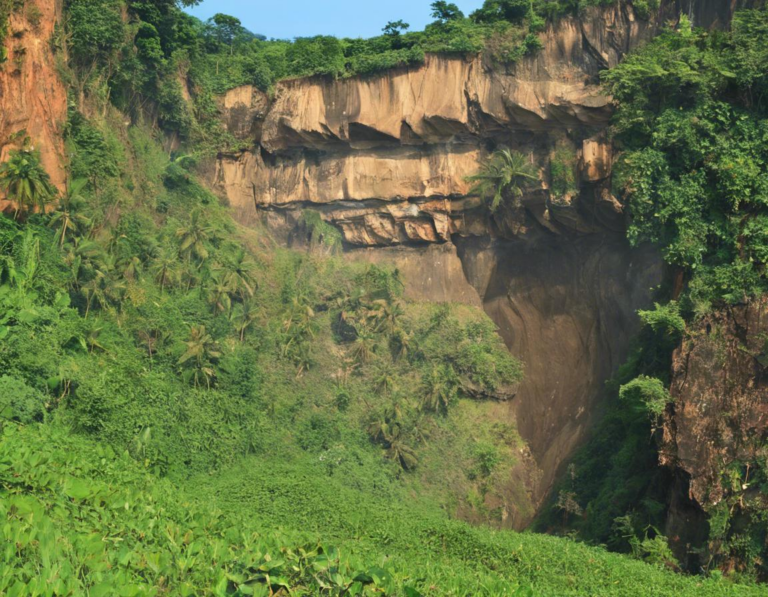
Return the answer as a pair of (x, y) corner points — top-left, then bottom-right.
(661, 298), (768, 566)
(0, 0), (67, 211)
(213, 0), (757, 524)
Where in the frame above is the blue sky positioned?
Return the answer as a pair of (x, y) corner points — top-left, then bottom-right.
(186, 0), (486, 40)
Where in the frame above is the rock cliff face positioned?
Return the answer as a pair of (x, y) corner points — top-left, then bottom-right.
(0, 0), (67, 210)
(663, 299), (768, 508)
(661, 298), (768, 566)
(212, 0), (756, 524)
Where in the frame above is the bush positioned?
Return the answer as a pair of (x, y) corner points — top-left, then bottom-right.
(619, 376), (673, 419)
(0, 375), (46, 424)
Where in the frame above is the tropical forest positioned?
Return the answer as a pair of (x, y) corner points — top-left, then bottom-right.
(0, 0), (767, 595)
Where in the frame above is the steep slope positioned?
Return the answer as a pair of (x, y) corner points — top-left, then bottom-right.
(0, 0), (67, 208)
(662, 298), (768, 567)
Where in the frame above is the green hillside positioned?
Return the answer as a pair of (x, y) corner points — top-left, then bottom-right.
(1, 0), (768, 595)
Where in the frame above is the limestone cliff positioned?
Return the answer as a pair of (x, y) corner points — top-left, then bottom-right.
(212, 0), (757, 525)
(0, 0), (67, 210)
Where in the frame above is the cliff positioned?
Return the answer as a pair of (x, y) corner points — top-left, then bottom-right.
(212, 2), (677, 524)
(208, 0), (763, 526)
(0, 0), (67, 210)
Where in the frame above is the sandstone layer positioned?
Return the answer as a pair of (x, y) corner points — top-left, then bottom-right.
(0, 0), (67, 211)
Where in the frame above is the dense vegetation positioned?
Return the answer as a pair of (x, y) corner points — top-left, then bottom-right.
(539, 7), (768, 584)
(59, 0), (660, 151)
(0, 0), (766, 593)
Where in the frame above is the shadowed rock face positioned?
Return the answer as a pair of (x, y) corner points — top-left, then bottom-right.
(660, 298), (768, 566)
(212, 0), (757, 525)
(0, 0), (68, 212)
(663, 298), (768, 508)
(458, 235), (662, 496)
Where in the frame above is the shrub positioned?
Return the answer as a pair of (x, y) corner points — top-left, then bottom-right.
(0, 375), (46, 423)
(619, 376), (673, 419)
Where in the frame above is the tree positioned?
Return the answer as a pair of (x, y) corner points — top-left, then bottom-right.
(150, 246), (181, 293)
(178, 325), (221, 388)
(230, 300), (258, 342)
(0, 149), (57, 219)
(420, 364), (457, 415)
(220, 248), (257, 301)
(137, 328), (170, 365)
(465, 148), (539, 213)
(382, 20), (410, 36)
(176, 209), (212, 263)
(470, 0), (530, 24)
(209, 13), (243, 53)
(206, 270), (235, 315)
(431, 1), (464, 23)
(368, 418), (418, 471)
(49, 179), (91, 248)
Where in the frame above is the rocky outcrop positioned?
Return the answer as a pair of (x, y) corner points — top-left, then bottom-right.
(0, 0), (67, 210)
(662, 298), (768, 508)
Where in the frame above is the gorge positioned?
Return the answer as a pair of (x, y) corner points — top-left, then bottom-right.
(0, 0), (767, 592)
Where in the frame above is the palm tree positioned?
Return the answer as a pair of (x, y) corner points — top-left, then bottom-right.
(63, 238), (104, 290)
(465, 148), (539, 213)
(137, 328), (171, 366)
(420, 364), (457, 415)
(178, 325), (221, 388)
(231, 300), (258, 342)
(121, 255), (143, 282)
(0, 148), (57, 219)
(49, 179), (90, 247)
(82, 274), (107, 318)
(385, 424), (419, 471)
(367, 417), (418, 471)
(351, 329), (377, 365)
(390, 328), (414, 362)
(150, 246), (181, 293)
(176, 209), (212, 263)
(365, 298), (404, 336)
(207, 270), (235, 315)
(220, 247), (257, 301)
(374, 364), (397, 396)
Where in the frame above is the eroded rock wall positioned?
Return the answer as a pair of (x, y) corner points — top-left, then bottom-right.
(662, 299), (768, 508)
(0, 0), (67, 210)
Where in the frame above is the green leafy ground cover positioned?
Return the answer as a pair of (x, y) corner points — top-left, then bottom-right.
(2, 421), (763, 596)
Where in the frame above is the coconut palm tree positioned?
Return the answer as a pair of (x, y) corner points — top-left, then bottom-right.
(63, 237), (104, 290)
(367, 416), (418, 471)
(137, 328), (171, 366)
(178, 325), (221, 388)
(352, 329), (377, 365)
(231, 300), (259, 342)
(49, 179), (90, 247)
(0, 148), (57, 219)
(150, 246), (181, 293)
(420, 364), (457, 415)
(176, 209), (212, 263)
(465, 148), (539, 213)
(220, 247), (257, 301)
(207, 271), (235, 315)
